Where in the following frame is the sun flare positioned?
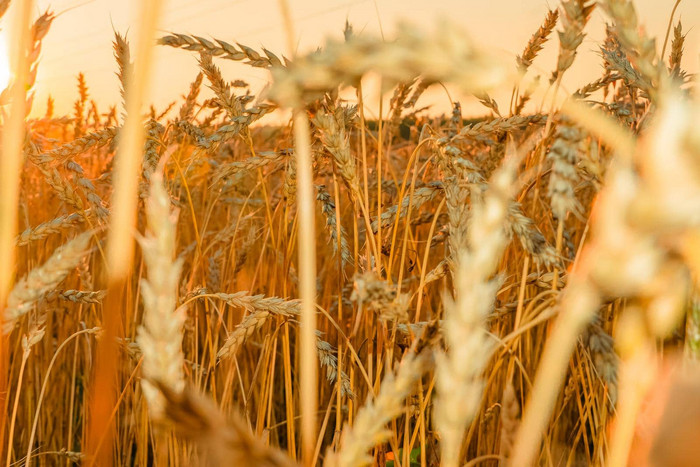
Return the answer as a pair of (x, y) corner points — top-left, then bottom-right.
(0, 33), (9, 90)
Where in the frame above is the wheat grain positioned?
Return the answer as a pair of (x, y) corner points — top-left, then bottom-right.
(451, 114), (547, 142)
(585, 323), (619, 407)
(217, 309), (271, 359)
(34, 127), (118, 166)
(600, 0), (661, 92)
(213, 150), (290, 185)
(159, 384), (297, 466)
(196, 290), (300, 318)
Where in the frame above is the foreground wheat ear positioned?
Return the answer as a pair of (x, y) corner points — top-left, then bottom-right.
(2, 2), (698, 465)
(137, 167), (185, 420)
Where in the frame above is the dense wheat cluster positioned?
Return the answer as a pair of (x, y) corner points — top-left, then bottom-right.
(1, 0), (699, 465)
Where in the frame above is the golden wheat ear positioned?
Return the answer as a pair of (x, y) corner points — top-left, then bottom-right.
(4, 230), (95, 334)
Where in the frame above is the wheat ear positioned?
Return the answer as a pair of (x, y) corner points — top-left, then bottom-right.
(137, 169), (186, 419)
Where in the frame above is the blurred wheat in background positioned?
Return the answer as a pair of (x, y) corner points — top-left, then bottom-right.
(0, 0), (699, 465)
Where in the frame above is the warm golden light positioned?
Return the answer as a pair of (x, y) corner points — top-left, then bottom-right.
(0, 33), (9, 91)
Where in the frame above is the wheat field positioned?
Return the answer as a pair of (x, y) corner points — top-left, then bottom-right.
(0, 0), (698, 465)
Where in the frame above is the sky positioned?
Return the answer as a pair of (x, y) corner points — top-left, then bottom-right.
(2, 0), (699, 120)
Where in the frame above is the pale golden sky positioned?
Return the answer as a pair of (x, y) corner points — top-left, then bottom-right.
(5, 0), (700, 119)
